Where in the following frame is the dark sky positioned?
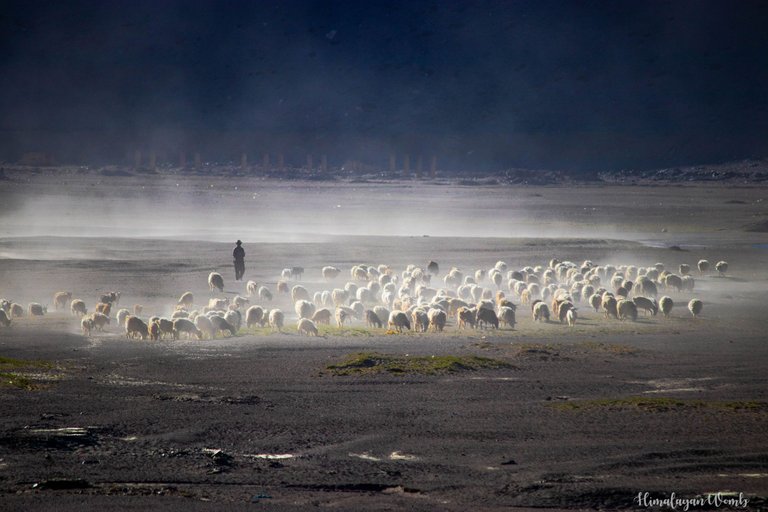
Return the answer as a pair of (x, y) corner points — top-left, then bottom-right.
(1, 0), (767, 171)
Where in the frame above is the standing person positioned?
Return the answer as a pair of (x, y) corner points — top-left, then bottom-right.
(233, 240), (245, 281)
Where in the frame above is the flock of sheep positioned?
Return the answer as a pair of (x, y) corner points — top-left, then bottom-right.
(0, 257), (727, 340)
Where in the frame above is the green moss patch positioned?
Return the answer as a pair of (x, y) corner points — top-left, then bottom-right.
(0, 356), (58, 390)
(326, 352), (513, 376)
(552, 396), (768, 412)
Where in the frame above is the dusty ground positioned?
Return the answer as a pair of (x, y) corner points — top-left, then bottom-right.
(0, 176), (767, 510)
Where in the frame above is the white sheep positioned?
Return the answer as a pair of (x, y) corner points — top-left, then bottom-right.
(632, 297), (658, 316)
(715, 261), (728, 276)
(411, 308), (429, 332)
(311, 308), (332, 325)
(90, 312), (111, 331)
(365, 309), (383, 328)
(295, 300), (316, 319)
(10, 303), (24, 318)
(291, 285), (310, 303)
(697, 259), (710, 273)
(208, 298), (228, 310)
(659, 296), (674, 318)
(497, 306), (516, 328)
(258, 286), (273, 301)
(533, 301), (550, 322)
(116, 309), (131, 330)
(322, 266), (341, 280)
(335, 306), (355, 327)
(269, 309), (284, 331)
(233, 295), (250, 309)
(566, 308), (577, 327)
(194, 315), (216, 339)
(208, 272), (224, 292)
(427, 308), (447, 332)
(224, 310), (242, 332)
(688, 299), (703, 318)
(173, 318), (203, 340)
(178, 291), (194, 309)
(297, 318), (319, 336)
(245, 280), (258, 297)
(81, 317), (93, 336)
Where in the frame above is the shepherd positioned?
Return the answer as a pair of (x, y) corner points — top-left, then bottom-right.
(233, 240), (245, 281)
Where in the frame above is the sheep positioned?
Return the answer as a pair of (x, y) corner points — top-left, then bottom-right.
(89, 312), (110, 331)
(99, 291), (121, 305)
(664, 274), (683, 292)
(411, 309), (429, 332)
(269, 309), (284, 331)
(94, 301), (111, 317)
(246, 306), (265, 328)
(28, 303), (47, 316)
(697, 259), (710, 274)
(457, 307), (476, 329)
(688, 298), (703, 318)
(428, 308), (447, 332)
(602, 295), (618, 319)
(53, 291), (72, 310)
(633, 296), (658, 316)
(659, 296), (674, 318)
(171, 310), (189, 319)
(80, 317), (93, 336)
(311, 308), (332, 325)
(588, 293), (602, 313)
(173, 318), (203, 340)
(617, 299), (638, 321)
(10, 303), (24, 318)
(373, 306), (390, 327)
(0, 310), (11, 328)
(224, 310), (242, 332)
(297, 318), (318, 336)
(291, 266), (305, 280)
(679, 264), (690, 276)
(178, 291), (194, 309)
(208, 315), (235, 336)
(335, 307), (354, 328)
(194, 315), (216, 339)
(635, 277), (658, 298)
(0, 299), (10, 314)
(566, 308), (577, 327)
(146, 320), (159, 341)
(365, 309), (383, 328)
(133, 304), (143, 316)
(498, 306), (516, 328)
(388, 311), (411, 332)
(681, 275), (695, 292)
(115, 309), (131, 330)
(157, 318), (175, 339)
(232, 295), (249, 309)
(121, 315), (146, 340)
(476, 308), (499, 329)
(294, 299), (316, 320)
(70, 299), (87, 317)
(558, 301), (575, 323)
(533, 302), (549, 322)
(715, 260), (728, 276)
(322, 266), (341, 280)
(258, 286), (273, 301)
(281, 268), (292, 280)
(205, 272), (224, 292)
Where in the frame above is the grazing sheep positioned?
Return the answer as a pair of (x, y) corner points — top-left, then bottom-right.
(206, 298), (227, 310)
(297, 318), (318, 336)
(664, 274), (683, 292)
(563, 307), (575, 327)
(679, 264), (690, 276)
(311, 308), (332, 325)
(178, 291), (194, 309)
(633, 296), (658, 316)
(276, 281), (288, 294)
(258, 286), (273, 301)
(602, 295), (618, 319)
(588, 293), (602, 313)
(335, 307), (354, 328)
(246, 306), (265, 328)
(209, 315), (236, 336)
(715, 260), (728, 276)
(133, 304), (143, 316)
(0, 299), (10, 314)
(171, 310), (189, 319)
(373, 306), (390, 327)
(617, 299), (638, 321)
(81, 317), (93, 336)
(295, 300), (316, 320)
(428, 308), (447, 332)
(322, 266), (341, 280)
(122, 316), (147, 340)
(635, 277), (658, 298)
(411, 309), (429, 332)
(0, 310), (11, 328)
(53, 291), (72, 310)
(388, 311), (411, 332)
(28, 303), (47, 316)
(95, 302), (112, 317)
(697, 259), (710, 273)
(10, 303), (24, 318)
(244, 280), (258, 298)
(457, 307), (476, 329)
(224, 310), (242, 332)
(194, 315), (216, 339)
(365, 309), (383, 328)
(498, 306), (516, 328)
(70, 299), (87, 317)
(659, 296), (674, 318)
(291, 285), (310, 303)
(157, 318), (175, 339)
(232, 296), (249, 309)
(533, 302), (549, 322)
(558, 302), (575, 323)
(681, 275), (695, 292)
(281, 268), (292, 280)
(688, 299), (703, 318)
(269, 309), (284, 331)
(173, 318), (203, 340)
(476, 308), (499, 329)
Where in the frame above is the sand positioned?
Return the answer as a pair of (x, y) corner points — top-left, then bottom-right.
(0, 174), (767, 510)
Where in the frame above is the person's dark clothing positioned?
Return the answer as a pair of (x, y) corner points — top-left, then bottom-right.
(233, 246), (245, 280)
